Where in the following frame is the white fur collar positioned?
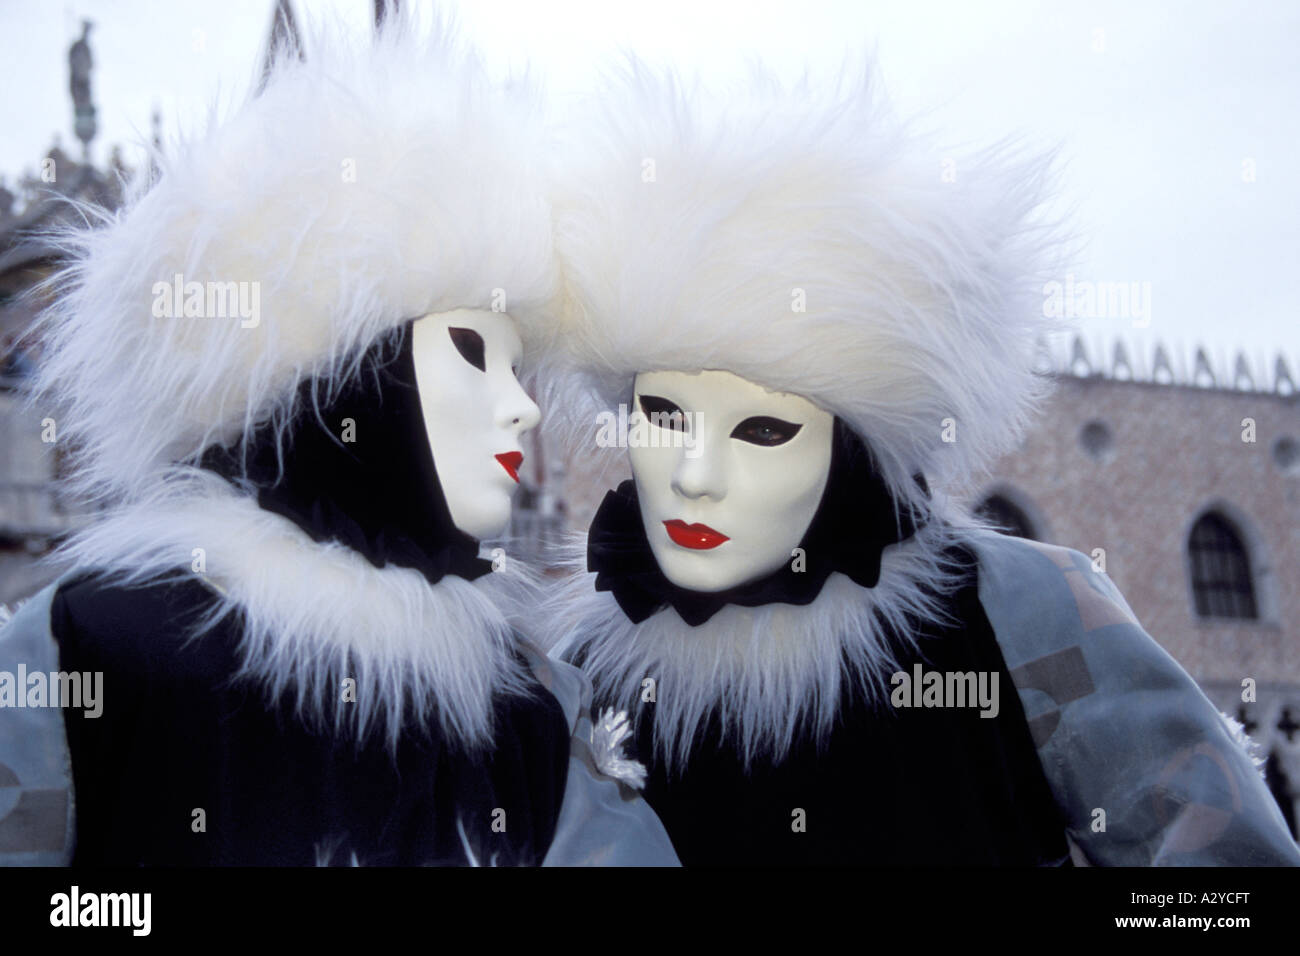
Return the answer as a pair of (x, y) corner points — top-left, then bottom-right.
(545, 517), (969, 771)
(60, 469), (534, 750)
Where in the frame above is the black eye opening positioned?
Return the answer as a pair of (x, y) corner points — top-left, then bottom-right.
(731, 415), (802, 447)
(448, 327), (486, 372)
(638, 394), (686, 431)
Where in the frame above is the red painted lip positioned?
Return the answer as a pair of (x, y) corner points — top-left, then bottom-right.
(663, 520), (729, 550)
(495, 451), (523, 483)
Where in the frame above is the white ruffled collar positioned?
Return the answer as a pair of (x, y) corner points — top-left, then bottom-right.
(546, 519), (968, 770)
(60, 469), (535, 749)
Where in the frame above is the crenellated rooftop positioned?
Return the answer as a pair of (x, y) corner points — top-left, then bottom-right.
(1038, 333), (1298, 397)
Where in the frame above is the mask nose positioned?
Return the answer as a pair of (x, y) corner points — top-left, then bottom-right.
(670, 435), (726, 501)
(499, 379), (541, 435)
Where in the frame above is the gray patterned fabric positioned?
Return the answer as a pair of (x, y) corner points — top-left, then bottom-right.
(0, 583), (74, 866)
(971, 530), (1300, 866)
(520, 641), (679, 866)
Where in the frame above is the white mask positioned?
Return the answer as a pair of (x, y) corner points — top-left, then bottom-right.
(629, 369), (834, 593)
(411, 309), (540, 540)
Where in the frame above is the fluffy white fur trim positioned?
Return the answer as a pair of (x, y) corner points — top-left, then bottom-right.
(544, 63), (1065, 516)
(544, 516), (970, 771)
(60, 469), (537, 750)
(590, 708), (648, 790)
(1219, 711), (1268, 779)
(35, 14), (557, 500)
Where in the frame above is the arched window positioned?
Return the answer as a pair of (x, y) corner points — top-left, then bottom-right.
(975, 494), (1036, 540)
(1188, 512), (1258, 619)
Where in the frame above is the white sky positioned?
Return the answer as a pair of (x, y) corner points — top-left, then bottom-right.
(1, 0), (1297, 370)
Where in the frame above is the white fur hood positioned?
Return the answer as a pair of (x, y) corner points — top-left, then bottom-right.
(542, 63), (1067, 522)
(30, 17), (557, 750)
(34, 15), (558, 503)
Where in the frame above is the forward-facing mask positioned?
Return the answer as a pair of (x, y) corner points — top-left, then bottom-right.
(587, 368), (928, 627)
(628, 369), (833, 593)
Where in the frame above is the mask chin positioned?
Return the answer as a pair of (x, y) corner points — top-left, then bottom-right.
(652, 538), (792, 594)
(447, 491), (512, 542)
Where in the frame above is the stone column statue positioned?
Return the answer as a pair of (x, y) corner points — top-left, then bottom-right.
(69, 20), (96, 158)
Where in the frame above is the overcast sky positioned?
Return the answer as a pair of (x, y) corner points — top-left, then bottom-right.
(1, 0), (1296, 374)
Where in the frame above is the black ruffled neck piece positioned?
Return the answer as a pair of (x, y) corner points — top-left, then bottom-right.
(202, 322), (492, 587)
(587, 418), (929, 626)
